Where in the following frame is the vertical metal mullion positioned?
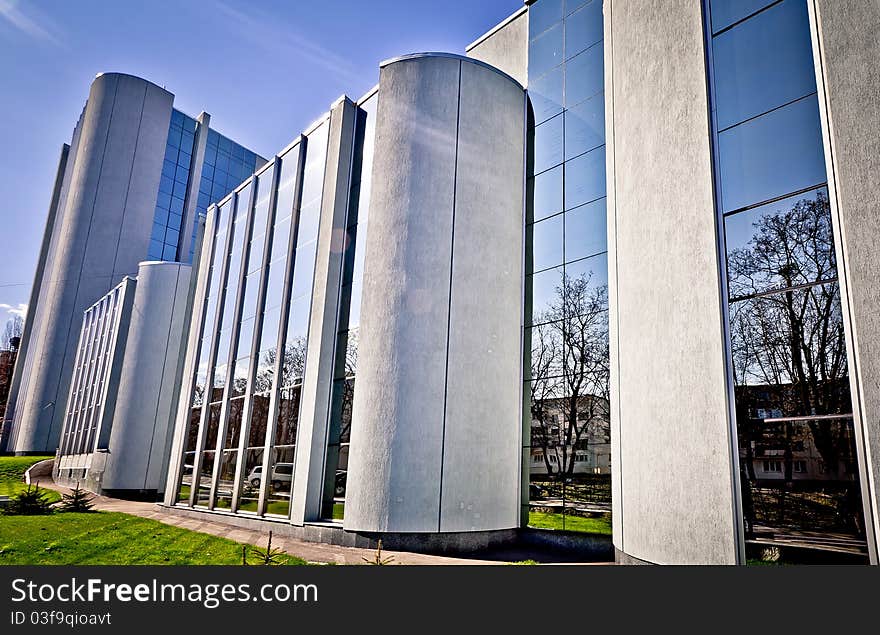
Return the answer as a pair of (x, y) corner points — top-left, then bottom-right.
(92, 284), (128, 451)
(73, 304), (101, 455)
(69, 308), (96, 455)
(189, 201), (236, 506)
(64, 316), (87, 455)
(168, 208), (217, 506)
(231, 159), (281, 512)
(86, 297), (114, 451)
(258, 138), (307, 516)
(209, 180), (258, 509)
(60, 312), (89, 456)
(88, 294), (116, 451)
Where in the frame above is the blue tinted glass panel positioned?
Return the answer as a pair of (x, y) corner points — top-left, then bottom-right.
(565, 253), (608, 299)
(564, 92), (604, 159)
(529, 22), (563, 77)
(534, 113), (564, 174)
(533, 165), (563, 221)
(529, 66), (564, 125)
(718, 96), (825, 212)
(724, 187), (834, 298)
(565, 44), (603, 106)
(564, 146), (606, 210)
(529, 0), (563, 40)
(712, 0), (816, 129)
(565, 0), (602, 60)
(565, 198), (607, 262)
(710, 0), (777, 33)
(529, 266), (564, 326)
(531, 213), (564, 272)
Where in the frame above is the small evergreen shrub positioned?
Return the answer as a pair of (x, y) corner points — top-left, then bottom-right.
(4, 484), (54, 516)
(58, 483), (95, 513)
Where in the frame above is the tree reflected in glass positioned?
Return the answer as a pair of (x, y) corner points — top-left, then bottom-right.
(528, 264), (611, 533)
(725, 191), (867, 557)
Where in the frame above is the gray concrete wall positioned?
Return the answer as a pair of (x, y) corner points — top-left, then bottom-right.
(465, 6), (528, 87)
(12, 73), (174, 454)
(605, 0), (740, 564)
(103, 262), (192, 493)
(290, 98), (358, 524)
(344, 54), (525, 534)
(0, 144), (68, 452)
(809, 0), (880, 562)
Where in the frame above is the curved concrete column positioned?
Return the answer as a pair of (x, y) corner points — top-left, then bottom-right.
(344, 54), (526, 534)
(102, 261), (192, 494)
(12, 73), (173, 453)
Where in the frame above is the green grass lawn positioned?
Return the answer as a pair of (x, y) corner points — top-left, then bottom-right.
(0, 512), (308, 565)
(0, 455), (60, 503)
(528, 510), (612, 535)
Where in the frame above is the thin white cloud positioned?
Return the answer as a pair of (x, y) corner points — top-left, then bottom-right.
(0, 0), (62, 46)
(0, 303), (27, 319)
(211, 1), (359, 85)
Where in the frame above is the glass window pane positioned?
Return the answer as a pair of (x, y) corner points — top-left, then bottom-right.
(529, 66), (564, 125)
(725, 188), (834, 299)
(529, 22), (563, 77)
(292, 241), (317, 300)
(565, 44), (603, 107)
(530, 213), (564, 272)
(565, 0), (603, 60)
(710, 0), (777, 33)
(718, 97), (826, 212)
(712, 0), (817, 129)
(529, 0), (563, 40)
(528, 266), (564, 326)
(564, 92), (605, 159)
(729, 282), (851, 419)
(535, 113), (564, 174)
(533, 165), (563, 222)
(565, 253), (608, 309)
(564, 146), (606, 210)
(565, 198), (607, 262)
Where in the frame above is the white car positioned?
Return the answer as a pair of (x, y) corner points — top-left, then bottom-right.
(247, 463), (293, 489)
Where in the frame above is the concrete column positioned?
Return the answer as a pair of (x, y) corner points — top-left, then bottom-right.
(177, 112), (211, 263)
(605, 0), (740, 564)
(290, 97), (358, 525)
(344, 54), (525, 534)
(0, 144), (69, 452)
(103, 262), (192, 494)
(809, 0), (880, 562)
(11, 73), (173, 453)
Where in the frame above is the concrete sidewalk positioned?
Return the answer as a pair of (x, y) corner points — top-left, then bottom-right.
(32, 479), (507, 565)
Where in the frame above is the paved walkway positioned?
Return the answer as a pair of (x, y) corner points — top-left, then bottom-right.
(33, 479), (506, 565)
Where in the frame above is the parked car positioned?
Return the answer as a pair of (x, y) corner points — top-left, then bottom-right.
(247, 463), (293, 489)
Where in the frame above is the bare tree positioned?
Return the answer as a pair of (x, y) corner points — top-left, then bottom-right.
(529, 267), (610, 484)
(1, 315), (23, 351)
(727, 191), (861, 535)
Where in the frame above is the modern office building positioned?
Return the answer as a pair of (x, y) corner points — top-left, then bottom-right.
(53, 257), (196, 497)
(7, 0), (879, 565)
(1, 73), (264, 455)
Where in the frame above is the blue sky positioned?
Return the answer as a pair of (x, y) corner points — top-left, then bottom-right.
(0, 0), (520, 322)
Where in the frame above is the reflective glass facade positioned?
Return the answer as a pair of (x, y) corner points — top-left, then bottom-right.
(58, 280), (127, 458)
(526, 0), (611, 535)
(706, 0), (868, 562)
(149, 110), (262, 263)
(175, 119), (330, 518)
